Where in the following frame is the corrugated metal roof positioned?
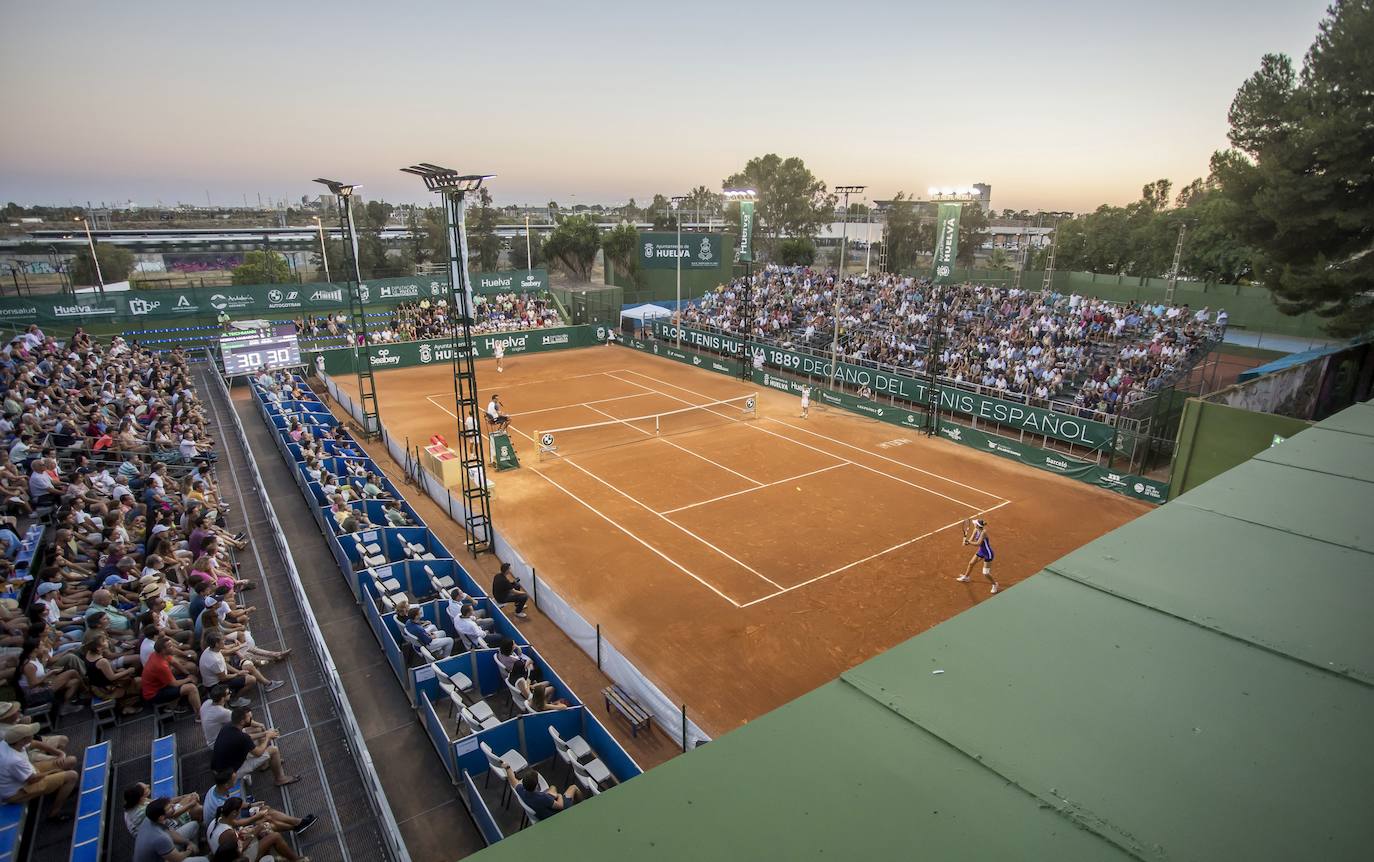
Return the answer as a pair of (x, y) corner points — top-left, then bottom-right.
(475, 399), (1374, 861)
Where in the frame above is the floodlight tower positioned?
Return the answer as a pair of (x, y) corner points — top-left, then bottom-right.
(829, 184), (866, 387)
(400, 164), (496, 555)
(723, 189), (757, 378)
(670, 195), (688, 348)
(312, 178), (380, 438)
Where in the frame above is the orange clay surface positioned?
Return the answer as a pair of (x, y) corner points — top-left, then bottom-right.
(335, 346), (1149, 734)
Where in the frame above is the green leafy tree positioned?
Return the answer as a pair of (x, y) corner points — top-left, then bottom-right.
(543, 215), (601, 281)
(881, 192), (924, 272)
(467, 188), (502, 271)
(71, 245), (134, 286)
(648, 194), (674, 231)
(956, 204), (991, 266)
(232, 250), (293, 285)
(722, 154), (836, 251)
(776, 238), (816, 266)
(601, 223), (640, 286)
(685, 185), (722, 222)
(509, 231), (544, 269)
(986, 248), (1013, 270)
(1211, 0), (1374, 335)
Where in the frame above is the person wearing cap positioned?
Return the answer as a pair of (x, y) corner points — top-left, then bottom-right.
(0, 722), (78, 821)
(0, 700), (73, 773)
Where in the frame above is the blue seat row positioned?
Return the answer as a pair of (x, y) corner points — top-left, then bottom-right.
(250, 374), (642, 843)
(69, 741), (111, 862)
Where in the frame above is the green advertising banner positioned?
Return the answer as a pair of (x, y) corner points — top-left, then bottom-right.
(621, 334), (742, 377)
(737, 201), (755, 263)
(751, 368), (1167, 503)
(313, 325), (597, 375)
(652, 321), (1115, 448)
(931, 202), (962, 284)
(472, 268), (550, 296)
(0, 269), (552, 328)
(638, 232), (726, 270)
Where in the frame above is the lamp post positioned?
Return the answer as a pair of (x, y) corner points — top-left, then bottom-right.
(829, 185), (866, 386)
(400, 165), (497, 555)
(670, 195), (687, 347)
(312, 178), (377, 440)
(312, 216), (331, 282)
(722, 189), (757, 375)
(75, 216), (104, 294)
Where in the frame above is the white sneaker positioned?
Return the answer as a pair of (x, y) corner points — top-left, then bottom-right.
(990, 585), (1000, 594)
(956, 575), (971, 583)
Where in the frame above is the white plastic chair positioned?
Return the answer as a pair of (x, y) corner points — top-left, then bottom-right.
(570, 757), (613, 796)
(424, 564), (455, 591)
(480, 740), (529, 805)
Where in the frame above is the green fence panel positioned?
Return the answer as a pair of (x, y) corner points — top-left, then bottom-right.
(652, 321), (1115, 448)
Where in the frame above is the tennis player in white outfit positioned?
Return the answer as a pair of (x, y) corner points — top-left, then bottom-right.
(800, 385), (811, 419)
(493, 339), (505, 373)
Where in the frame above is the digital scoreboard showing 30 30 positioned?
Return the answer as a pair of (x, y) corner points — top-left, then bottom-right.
(219, 326), (302, 376)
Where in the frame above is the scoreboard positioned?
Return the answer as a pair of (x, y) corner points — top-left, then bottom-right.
(219, 325), (302, 376)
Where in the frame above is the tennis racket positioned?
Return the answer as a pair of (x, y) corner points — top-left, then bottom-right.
(961, 518), (971, 545)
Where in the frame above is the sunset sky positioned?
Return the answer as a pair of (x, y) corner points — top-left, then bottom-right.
(0, 0), (1329, 213)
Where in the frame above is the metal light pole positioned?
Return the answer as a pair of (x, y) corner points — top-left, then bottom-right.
(723, 189), (757, 378)
(313, 216), (331, 282)
(401, 165), (496, 555)
(829, 185), (866, 386)
(524, 213), (532, 270)
(75, 217), (105, 294)
(671, 195), (687, 347)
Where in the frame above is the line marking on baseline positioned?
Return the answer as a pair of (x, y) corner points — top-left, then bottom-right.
(608, 370), (984, 510)
(582, 403), (764, 487)
(657, 463), (850, 515)
(560, 457), (785, 591)
(766, 417), (1006, 501)
(424, 368), (637, 398)
(527, 468), (743, 607)
(511, 392), (655, 418)
(738, 499), (1013, 608)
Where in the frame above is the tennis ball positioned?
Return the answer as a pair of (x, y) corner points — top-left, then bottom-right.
(796, 486), (801, 491)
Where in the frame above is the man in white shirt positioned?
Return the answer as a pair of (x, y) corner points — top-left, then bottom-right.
(485, 395), (509, 431)
(1, 725), (78, 821)
(452, 604), (499, 649)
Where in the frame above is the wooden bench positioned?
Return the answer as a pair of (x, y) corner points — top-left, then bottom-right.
(602, 685), (651, 738)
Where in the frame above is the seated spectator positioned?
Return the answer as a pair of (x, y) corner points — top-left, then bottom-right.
(381, 500), (411, 527)
(402, 607), (454, 659)
(451, 604), (501, 649)
(210, 706), (299, 787)
(493, 638), (538, 680)
(142, 635), (202, 715)
(14, 638), (82, 713)
(508, 662), (568, 711)
(200, 686), (268, 749)
(131, 796), (204, 862)
(202, 768), (312, 835)
(199, 631), (281, 703)
(123, 781), (202, 842)
(206, 797), (310, 862)
(84, 633), (143, 715)
(0, 722), (78, 822)
(491, 562), (529, 619)
(504, 763), (578, 820)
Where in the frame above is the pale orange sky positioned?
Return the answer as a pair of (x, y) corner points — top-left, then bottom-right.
(0, 0), (1330, 213)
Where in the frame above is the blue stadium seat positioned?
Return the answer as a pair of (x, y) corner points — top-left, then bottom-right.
(69, 740), (111, 862)
(150, 734), (178, 800)
(0, 803), (25, 862)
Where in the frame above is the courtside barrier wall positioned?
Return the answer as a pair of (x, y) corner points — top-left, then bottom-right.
(253, 374), (644, 845)
(322, 372), (712, 750)
(631, 329), (1170, 504)
(310, 324), (602, 376)
(209, 372), (412, 862)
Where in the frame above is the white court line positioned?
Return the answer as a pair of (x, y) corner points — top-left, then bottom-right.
(511, 391), (655, 418)
(739, 499), (1013, 608)
(582, 403), (764, 488)
(527, 468), (743, 607)
(766, 417), (1005, 501)
(424, 369), (636, 398)
(658, 463), (850, 515)
(608, 370), (984, 511)
(560, 457), (785, 591)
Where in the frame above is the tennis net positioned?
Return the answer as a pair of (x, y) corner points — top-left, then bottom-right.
(536, 392), (758, 460)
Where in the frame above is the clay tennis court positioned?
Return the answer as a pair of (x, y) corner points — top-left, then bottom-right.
(334, 345), (1150, 734)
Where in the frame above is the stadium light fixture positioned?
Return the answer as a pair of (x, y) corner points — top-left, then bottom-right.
(722, 189), (757, 199)
(400, 164), (495, 193)
(313, 178), (361, 197)
(929, 187), (981, 202)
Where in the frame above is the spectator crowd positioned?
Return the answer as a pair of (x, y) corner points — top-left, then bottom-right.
(0, 324), (320, 860)
(682, 267), (1224, 417)
(290, 291), (567, 348)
